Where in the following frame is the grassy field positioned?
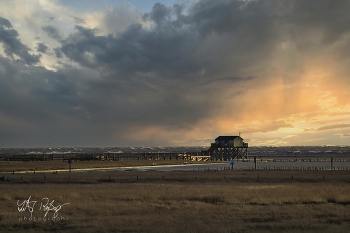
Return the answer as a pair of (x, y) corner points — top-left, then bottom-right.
(1, 163), (350, 232)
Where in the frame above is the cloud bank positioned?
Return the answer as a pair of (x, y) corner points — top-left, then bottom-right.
(0, 0), (350, 147)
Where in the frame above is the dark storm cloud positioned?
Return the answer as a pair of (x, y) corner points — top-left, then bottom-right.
(42, 25), (63, 41)
(0, 56), (80, 114)
(60, 22), (202, 73)
(2, 0), (350, 147)
(0, 17), (12, 28)
(0, 16), (40, 65)
(57, 0), (293, 78)
(53, 47), (63, 58)
(148, 3), (171, 24)
(36, 42), (49, 53)
(0, 55), (105, 146)
(276, 1), (350, 43)
(57, 2), (219, 126)
(54, 0), (350, 135)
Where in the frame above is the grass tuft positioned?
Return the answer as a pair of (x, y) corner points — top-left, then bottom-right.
(188, 196), (225, 204)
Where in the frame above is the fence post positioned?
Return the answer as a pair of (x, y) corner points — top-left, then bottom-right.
(331, 156), (334, 170)
(254, 156), (257, 170)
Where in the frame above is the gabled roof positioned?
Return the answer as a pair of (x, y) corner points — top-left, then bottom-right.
(215, 136), (242, 140)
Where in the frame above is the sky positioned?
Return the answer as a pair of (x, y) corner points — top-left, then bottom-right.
(0, 0), (350, 148)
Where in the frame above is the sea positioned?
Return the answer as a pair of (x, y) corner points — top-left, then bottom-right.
(1, 146), (350, 157)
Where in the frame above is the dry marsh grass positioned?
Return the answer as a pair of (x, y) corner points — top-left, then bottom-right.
(1, 170), (350, 232)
